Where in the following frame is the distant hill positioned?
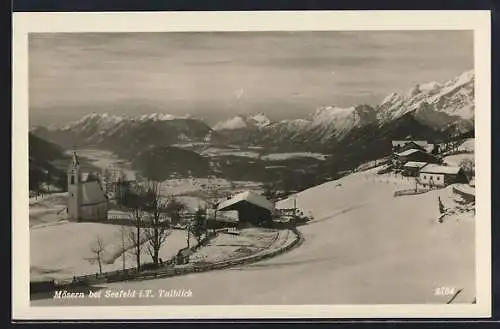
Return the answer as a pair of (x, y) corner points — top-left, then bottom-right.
(29, 133), (68, 192)
(132, 146), (211, 181)
(31, 114), (213, 159)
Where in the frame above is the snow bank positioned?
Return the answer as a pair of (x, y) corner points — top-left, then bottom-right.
(443, 153), (474, 167)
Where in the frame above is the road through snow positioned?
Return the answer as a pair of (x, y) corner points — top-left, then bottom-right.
(32, 169), (475, 306)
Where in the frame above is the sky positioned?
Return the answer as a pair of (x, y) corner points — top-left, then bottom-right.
(29, 31), (473, 127)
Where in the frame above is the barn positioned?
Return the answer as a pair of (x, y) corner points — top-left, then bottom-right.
(418, 164), (469, 187)
(393, 149), (441, 168)
(392, 140), (428, 152)
(217, 191), (275, 227)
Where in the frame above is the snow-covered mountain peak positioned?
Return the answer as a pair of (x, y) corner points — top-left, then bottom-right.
(213, 116), (247, 131)
(450, 69), (474, 87)
(419, 81), (442, 92)
(138, 113), (191, 122)
(377, 70), (475, 125)
(64, 112), (125, 131)
(213, 113), (272, 131)
(406, 85), (422, 98)
(380, 92), (402, 106)
(247, 113), (271, 128)
(305, 105), (376, 140)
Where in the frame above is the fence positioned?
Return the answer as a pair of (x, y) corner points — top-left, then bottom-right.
(393, 188), (435, 197)
(452, 185), (475, 203)
(31, 228), (302, 295)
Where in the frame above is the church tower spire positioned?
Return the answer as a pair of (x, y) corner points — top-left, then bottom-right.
(67, 149), (82, 221)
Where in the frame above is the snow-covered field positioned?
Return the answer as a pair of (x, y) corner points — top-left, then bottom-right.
(29, 190), (196, 281)
(457, 138), (475, 153)
(68, 149), (136, 181)
(29, 193), (68, 228)
(158, 177), (263, 198)
(261, 152), (329, 161)
(199, 148), (260, 159)
(31, 221), (196, 281)
(33, 166), (475, 305)
(190, 228), (279, 264)
(443, 153), (474, 167)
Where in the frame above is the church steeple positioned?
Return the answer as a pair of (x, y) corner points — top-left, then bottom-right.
(71, 149), (80, 168)
(67, 149), (82, 221)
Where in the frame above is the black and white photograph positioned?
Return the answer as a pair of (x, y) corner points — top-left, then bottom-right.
(13, 11), (491, 319)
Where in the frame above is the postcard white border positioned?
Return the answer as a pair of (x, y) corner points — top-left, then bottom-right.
(12, 10), (492, 320)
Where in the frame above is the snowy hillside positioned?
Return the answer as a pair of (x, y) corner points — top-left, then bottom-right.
(33, 166), (476, 306)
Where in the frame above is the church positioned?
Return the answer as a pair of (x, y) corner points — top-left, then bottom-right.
(67, 151), (108, 221)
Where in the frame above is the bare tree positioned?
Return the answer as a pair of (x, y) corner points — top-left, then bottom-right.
(87, 235), (105, 275)
(102, 168), (113, 195)
(165, 197), (186, 226)
(142, 181), (172, 266)
(117, 181), (147, 270)
(190, 208), (208, 245)
(117, 225), (127, 271)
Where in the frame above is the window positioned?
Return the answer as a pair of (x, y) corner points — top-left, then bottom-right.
(70, 175), (75, 185)
(423, 175), (427, 179)
(437, 176), (440, 180)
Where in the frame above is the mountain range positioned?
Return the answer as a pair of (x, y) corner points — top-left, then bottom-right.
(31, 70), (475, 178)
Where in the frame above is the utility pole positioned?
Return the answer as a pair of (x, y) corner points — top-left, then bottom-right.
(121, 226), (126, 271)
(186, 221), (191, 248)
(293, 195), (297, 218)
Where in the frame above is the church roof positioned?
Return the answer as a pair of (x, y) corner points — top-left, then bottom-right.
(81, 181), (107, 205)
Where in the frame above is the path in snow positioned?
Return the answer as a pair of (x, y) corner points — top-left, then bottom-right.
(32, 167), (475, 305)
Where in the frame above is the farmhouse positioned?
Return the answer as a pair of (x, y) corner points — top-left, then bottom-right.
(418, 164), (469, 188)
(392, 140), (428, 152)
(217, 191), (275, 227)
(401, 161), (428, 177)
(393, 149), (440, 168)
(67, 151), (108, 221)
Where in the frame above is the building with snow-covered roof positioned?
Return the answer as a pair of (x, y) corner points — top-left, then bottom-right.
(418, 164), (468, 187)
(393, 149), (440, 168)
(67, 151), (108, 221)
(217, 191), (275, 227)
(401, 161), (428, 177)
(392, 140), (428, 153)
